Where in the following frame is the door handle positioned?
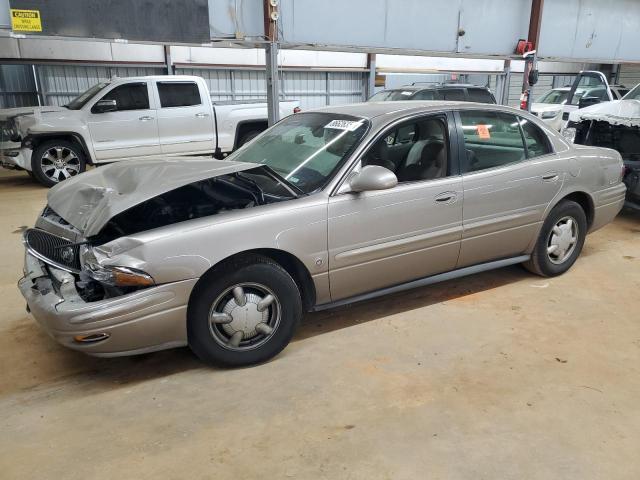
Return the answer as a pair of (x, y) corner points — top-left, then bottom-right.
(138, 116), (154, 121)
(434, 191), (457, 204)
(542, 172), (559, 182)
(195, 112), (210, 118)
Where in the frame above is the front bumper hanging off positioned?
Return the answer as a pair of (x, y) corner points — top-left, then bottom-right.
(18, 251), (197, 357)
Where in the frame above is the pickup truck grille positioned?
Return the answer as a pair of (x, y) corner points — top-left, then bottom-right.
(24, 228), (81, 273)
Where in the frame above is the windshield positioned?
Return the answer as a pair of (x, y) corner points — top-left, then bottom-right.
(368, 90), (416, 101)
(535, 89), (569, 104)
(231, 112), (369, 194)
(623, 84), (640, 100)
(66, 82), (110, 110)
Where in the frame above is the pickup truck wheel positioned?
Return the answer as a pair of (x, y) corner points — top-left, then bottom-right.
(524, 200), (587, 277)
(238, 130), (261, 148)
(187, 255), (302, 367)
(31, 140), (86, 187)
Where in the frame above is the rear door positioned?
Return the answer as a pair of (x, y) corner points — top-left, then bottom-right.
(155, 80), (215, 154)
(456, 109), (564, 267)
(87, 81), (161, 161)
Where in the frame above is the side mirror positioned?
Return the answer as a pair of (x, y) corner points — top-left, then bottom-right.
(349, 165), (398, 193)
(578, 96), (601, 109)
(92, 99), (117, 113)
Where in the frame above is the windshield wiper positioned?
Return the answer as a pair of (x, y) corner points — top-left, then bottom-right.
(261, 166), (306, 197)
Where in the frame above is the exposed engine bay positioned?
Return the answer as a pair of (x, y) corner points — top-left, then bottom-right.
(569, 119), (640, 210)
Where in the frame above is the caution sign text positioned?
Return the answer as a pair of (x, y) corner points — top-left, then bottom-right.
(10, 9), (42, 32)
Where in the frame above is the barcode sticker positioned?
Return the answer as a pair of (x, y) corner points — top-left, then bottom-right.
(325, 120), (363, 131)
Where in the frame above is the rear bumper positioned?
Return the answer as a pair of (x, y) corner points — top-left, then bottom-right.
(591, 183), (626, 232)
(18, 252), (196, 357)
(1, 146), (31, 170)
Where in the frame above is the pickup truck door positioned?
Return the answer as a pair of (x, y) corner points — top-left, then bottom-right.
(561, 71), (613, 126)
(87, 81), (161, 161)
(155, 80), (215, 154)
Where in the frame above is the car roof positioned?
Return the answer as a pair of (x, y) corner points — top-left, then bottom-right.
(307, 100), (521, 122)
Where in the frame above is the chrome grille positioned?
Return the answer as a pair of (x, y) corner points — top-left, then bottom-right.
(24, 228), (81, 272)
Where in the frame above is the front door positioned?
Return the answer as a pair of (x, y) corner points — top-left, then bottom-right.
(328, 113), (463, 301)
(87, 81), (161, 161)
(456, 109), (564, 267)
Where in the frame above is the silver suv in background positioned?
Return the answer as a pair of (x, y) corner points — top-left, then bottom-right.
(369, 83), (496, 104)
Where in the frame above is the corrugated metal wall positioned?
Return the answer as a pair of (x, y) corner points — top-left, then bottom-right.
(618, 64), (640, 90)
(176, 67), (365, 109)
(36, 65), (164, 106)
(0, 65), (38, 108)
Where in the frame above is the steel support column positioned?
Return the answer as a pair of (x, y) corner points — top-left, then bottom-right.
(366, 53), (376, 100)
(521, 0), (544, 111)
(263, 0), (280, 126)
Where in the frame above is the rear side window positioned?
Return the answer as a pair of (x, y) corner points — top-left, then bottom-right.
(519, 117), (552, 158)
(97, 83), (149, 111)
(412, 90), (437, 100)
(157, 82), (201, 108)
(467, 88), (495, 104)
(439, 88), (466, 101)
(459, 111), (525, 173)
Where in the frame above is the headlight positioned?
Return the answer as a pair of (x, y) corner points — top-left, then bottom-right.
(541, 110), (560, 119)
(562, 127), (576, 144)
(80, 247), (154, 287)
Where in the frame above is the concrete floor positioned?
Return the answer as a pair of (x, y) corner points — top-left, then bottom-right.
(1, 168), (639, 480)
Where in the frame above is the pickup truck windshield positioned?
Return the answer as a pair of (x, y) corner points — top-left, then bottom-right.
(232, 112), (369, 193)
(623, 84), (640, 100)
(536, 90), (569, 104)
(66, 82), (110, 110)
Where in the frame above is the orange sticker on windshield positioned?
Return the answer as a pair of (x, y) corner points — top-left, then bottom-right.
(477, 124), (490, 139)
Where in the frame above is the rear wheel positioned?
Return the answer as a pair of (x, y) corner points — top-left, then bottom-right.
(524, 200), (587, 277)
(31, 140), (86, 187)
(187, 255), (302, 367)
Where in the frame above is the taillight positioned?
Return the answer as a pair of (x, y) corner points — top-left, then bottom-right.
(293, 106), (301, 114)
(520, 91), (529, 110)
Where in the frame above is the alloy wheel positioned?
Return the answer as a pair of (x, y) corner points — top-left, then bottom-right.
(40, 146), (81, 183)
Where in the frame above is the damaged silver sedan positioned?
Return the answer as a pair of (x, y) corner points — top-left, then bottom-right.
(19, 102), (626, 366)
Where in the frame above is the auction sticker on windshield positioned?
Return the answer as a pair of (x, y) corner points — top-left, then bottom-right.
(325, 120), (364, 131)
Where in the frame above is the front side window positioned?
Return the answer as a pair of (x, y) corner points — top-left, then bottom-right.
(467, 88), (495, 104)
(157, 82), (201, 108)
(569, 75), (608, 105)
(412, 90), (437, 100)
(94, 83), (149, 112)
(231, 112), (369, 193)
(459, 111), (525, 173)
(66, 82), (110, 110)
(362, 115), (449, 183)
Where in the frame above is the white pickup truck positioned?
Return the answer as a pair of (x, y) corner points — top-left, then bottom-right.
(0, 75), (300, 186)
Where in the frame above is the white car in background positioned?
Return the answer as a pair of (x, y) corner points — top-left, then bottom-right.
(532, 82), (629, 132)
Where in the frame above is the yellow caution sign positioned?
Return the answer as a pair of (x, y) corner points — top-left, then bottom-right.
(10, 9), (42, 32)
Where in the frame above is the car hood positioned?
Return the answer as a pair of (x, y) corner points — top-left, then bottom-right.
(0, 106), (66, 122)
(531, 103), (563, 113)
(47, 157), (259, 237)
(568, 99), (640, 127)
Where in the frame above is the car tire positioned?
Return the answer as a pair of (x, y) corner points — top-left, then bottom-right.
(31, 139), (86, 188)
(237, 130), (261, 148)
(524, 200), (587, 277)
(187, 255), (302, 367)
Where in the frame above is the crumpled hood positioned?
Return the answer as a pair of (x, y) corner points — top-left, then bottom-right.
(47, 157), (259, 237)
(0, 106), (66, 122)
(568, 100), (640, 127)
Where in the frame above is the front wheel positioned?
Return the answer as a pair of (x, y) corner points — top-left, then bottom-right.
(31, 140), (86, 187)
(187, 255), (302, 367)
(524, 200), (587, 277)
